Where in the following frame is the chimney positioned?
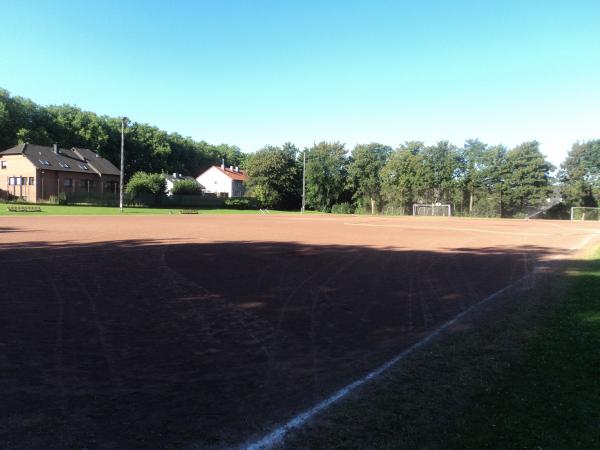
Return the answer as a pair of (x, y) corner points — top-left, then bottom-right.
(235, 166), (239, 172)
(221, 159), (225, 170)
(172, 172), (177, 178)
(53, 143), (59, 154)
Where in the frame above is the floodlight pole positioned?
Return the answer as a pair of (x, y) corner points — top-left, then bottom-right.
(119, 117), (128, 212)
(301, 150), (306, 213)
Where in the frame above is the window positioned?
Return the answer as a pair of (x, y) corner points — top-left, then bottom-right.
(8, 177), (15, 185)
(78, 164), (89, 170)
(58, 162), (71, 168)
(64, 178), (73, 187)
(16, 177), (22, 185)
(29, 177), (35, 185)
(104, 180), (117, 192)
(38, 159), (51, 166)
(80, 179), (96, 190)
(1, 160), (6, 169)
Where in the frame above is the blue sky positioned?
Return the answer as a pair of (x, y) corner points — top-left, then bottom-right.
(2, 0), (599, 165)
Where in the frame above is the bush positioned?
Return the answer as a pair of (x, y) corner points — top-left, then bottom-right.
(48, 192), (67, 205)
(331, 202), (354, 214)
(125, 172), (166, 203)
(224, 197), (259, 209)
(171, 179), (202, 195)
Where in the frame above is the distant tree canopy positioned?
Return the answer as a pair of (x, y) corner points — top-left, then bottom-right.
(1, 87), (595, 216)
(0, 88), (244, 179)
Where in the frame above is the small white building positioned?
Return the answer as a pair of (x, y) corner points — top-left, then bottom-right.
(164, 173), (203, 196)
(196, 164), (247, 198)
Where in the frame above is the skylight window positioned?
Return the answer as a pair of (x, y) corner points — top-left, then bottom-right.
(38, 159), (51, 166)
(78, 164), (90, 170)
(58, 161), (71, 168)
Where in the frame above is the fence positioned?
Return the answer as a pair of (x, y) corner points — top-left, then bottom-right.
(62, 192), (258, 209)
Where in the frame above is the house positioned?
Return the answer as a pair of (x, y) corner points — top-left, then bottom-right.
(164, 173), (203, 196)
(0, 143), (120, 203)
(196, 163), (247, 198)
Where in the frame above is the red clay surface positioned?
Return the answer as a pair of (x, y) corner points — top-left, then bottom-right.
(0, 215), (598, 449)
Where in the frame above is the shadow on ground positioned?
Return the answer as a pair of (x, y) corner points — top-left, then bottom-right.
(0, 235), (571, 449)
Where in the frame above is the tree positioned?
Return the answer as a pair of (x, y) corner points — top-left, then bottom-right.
(125, 172), (167, 203)
(347, 143), (391, 214)
(0, 87), (238, 182)
(420, 141), (461, 203)
(380, 141), (427, 213)
(559, 140), (600, 207)
(304, 142), (349, 212)
(245, 144), (301, 209)
(458, 140), (508, 216)
(502, 141), (554, 217)
(213, 143), (247, 169)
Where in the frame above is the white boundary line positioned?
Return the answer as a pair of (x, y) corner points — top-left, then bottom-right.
(343, 222), (551, 237)
(243, 273), (533, 450)
(243, 230), (599, 449)
(570, 232), (598, 251)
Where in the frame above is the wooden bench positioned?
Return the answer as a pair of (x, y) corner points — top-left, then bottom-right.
(7, 206), (42, 212)
(179, 210), (199, 214)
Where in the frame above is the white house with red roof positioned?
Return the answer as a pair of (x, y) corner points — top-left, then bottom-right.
(196, 163), (248, 197)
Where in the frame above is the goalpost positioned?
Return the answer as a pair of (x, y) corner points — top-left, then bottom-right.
(412, 203), (452, 217)
(570, 207), (600, 221)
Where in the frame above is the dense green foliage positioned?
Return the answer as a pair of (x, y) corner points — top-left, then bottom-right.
(559, 140), (600, 207)
(501, 141), (555, 216)
(171, 179), (202, 195)
(305, 142), (349, 212)
(347, 143), (392, 214)
(125, 172), (167, 201)
(244, 143), (301, 209)
(0, 88), (244, 178)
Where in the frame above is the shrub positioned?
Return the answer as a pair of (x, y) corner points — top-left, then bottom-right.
(48, 192), (67, 205)
(224, 197), (259, 209)
(125, 172), (166, 204)
(331, 202), (354, 214)
(171, 179), (202, 195)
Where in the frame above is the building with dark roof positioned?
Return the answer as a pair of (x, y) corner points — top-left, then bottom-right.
(0, 143), (120, 203)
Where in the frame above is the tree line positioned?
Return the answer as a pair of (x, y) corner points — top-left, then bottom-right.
(244, 139), (599, 217)
(2, 88), (598, 216)
(0, 88), (245, 178)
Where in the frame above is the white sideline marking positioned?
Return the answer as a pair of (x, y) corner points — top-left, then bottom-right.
(344, 222), (550, 237)
(243, 273), (532, 450)
(570, 233), (598, 251)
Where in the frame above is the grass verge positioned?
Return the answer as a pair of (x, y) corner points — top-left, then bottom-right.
(448, 247), (600, 449)
(282, 247), (600, 449)
(0, 204), (314, 216)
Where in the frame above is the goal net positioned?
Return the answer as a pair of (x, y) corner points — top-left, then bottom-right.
(412, 203), (452, 217)
(570, 207), (600, 221)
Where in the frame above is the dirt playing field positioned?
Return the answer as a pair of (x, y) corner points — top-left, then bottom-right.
(1, 214), (598, 449)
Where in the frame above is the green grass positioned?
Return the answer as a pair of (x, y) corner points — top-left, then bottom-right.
(284, 247), (600, 449)
(447, 247), (600, 449)
(0, 203), (315, 216)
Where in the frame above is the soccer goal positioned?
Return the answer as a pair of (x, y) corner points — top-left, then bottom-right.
(570, 207), (600, 221)
(412, 203), (452, 217)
